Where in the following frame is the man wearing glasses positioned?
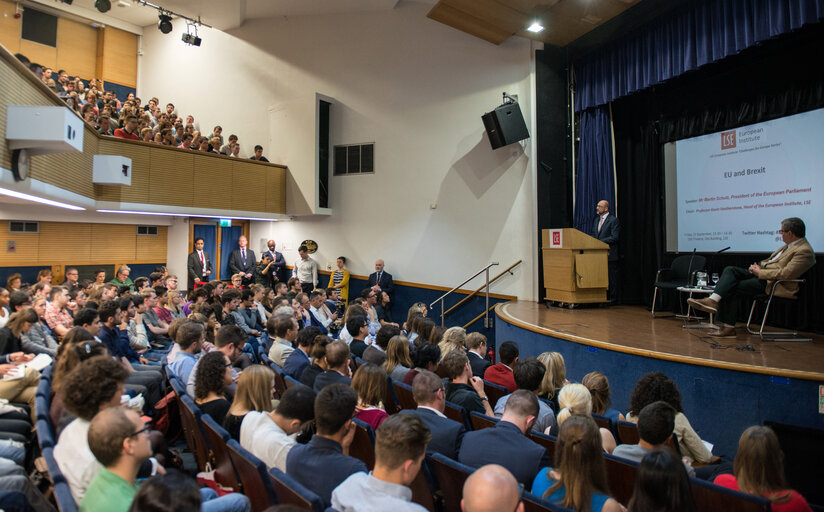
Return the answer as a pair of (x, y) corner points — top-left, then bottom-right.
(689, 217), (815, 338)
(62, 267), (80, 292)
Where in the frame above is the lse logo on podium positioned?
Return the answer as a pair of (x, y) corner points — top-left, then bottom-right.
(552, 232), (561, 245)
(721, 130), (736, 149)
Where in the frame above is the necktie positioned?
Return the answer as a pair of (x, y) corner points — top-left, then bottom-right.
(241, 248), (246, 265)
(377, 271), (382, 282)
(598, 216), (605, 232)
(200, 251), (205, 267)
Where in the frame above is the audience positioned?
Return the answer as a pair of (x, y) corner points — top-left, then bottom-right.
(283, 326), (320, 380)
(313, 339), (352, 392)
(194, 351), (233, 424)
(186, 325), (245, 397)
(286, 384), (367, 507)
(167, 320), (204, 384)
(536, 351), (567, 405)
(351, 363), (389, 430)
(465, 332), (491, 378)
(299, 335), (330, 388)
(484, 340), (519, 393)
(438, 326), (467, 361)
(462, 464), (524, 512)
(494, 358), (557, 434)
(267, 314), (297, 367)
(383, 334), (413, 382)
(459, 390), (550, 489)
(331, 414), (431, 511)
(403, 342), (440, 386)
(363, 324), (398, 366)
(628, 450), (695, 512)
(442, 350), (494, 416)
(402, 370), (465, 459)
(554, 383), (617, 453)
(346, 314), (369, 359)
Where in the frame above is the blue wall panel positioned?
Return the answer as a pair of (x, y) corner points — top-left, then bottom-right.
(497, 318), (824, 457)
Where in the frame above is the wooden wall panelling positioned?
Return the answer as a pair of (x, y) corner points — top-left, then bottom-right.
(91, 223), (135, 261)
(95, 139), (151, 203)
(193, 155), (234, 210)
(56, 18), (98, 80)
(232, 161), (267, 212)
(100, 27), (136, 87)
(18, 39), (57, 70)
(37, 222), (92, 262)
(32, 125), (97, 198)
(265, 167), (287, 213)
(0, 0), (21, 55)
(149, 149), (194, 207)
(0, 221), (39, 266)
(135, 225), (167, 262)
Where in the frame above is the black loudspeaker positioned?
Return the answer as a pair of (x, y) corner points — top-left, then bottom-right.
(482, 103), (530, 150)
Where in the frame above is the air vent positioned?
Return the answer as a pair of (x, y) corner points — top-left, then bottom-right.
(334, 143), (375, 175)
(9, 221), (39, 233)
(137, 225), (158, 235)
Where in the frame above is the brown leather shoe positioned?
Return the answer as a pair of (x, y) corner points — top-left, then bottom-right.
(688, 297), (718, 314)
(709, 325), (736, 338)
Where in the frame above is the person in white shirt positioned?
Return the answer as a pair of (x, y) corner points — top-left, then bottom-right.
(239, 386), (315, 471)
(293, 245), (319, 294)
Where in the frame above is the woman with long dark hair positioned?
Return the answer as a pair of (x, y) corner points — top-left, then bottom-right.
(628, 450), (694, 512)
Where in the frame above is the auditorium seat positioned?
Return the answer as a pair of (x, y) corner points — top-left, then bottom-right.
(592, 412), (614, 434)
(201, 414), (242, 492)
(690, 476), (770, 512)
(482, 379), (509, 408)
(443, 401), (471, 430)
(350, 418), (376, 470)
(652, 254), (706, 316)
(169, 375), (186, 397)
(284, 375), (303, 390)
(528, 431), (557, 463)
(765, 420), (824, 509)
(53, 480), (78, 512)
(384, 375), (400, 414)
(393, 380), (418, 410)
(522, 491), (575, 512)
(225, 439), (280, 512)
(617, 420), (640, 445)
(410, 458), (438, 512)
(268, 467), (325, 512)
(178, 395), (210, 471)
(428, 453), (475, 512)
(36, 418), (55, 449)
(269, 364), (287, 398)
(603, 453), (637, 505)
(468, 411), (499, 431)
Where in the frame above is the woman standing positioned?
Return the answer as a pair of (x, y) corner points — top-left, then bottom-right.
(331, 257), (351, 307)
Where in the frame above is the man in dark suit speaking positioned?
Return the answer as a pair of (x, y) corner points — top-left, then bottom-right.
(228, 235), (256, 285)
(186, 237), (212, 289)
(367, 259), (394, 305)
(591, 200), (620, 303)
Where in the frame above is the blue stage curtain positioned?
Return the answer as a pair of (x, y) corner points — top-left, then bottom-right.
(193, 224), (217, 279)
(574, 0), (824, 112)
(220, 226), (242, 281)
(574, 106), (615, 233)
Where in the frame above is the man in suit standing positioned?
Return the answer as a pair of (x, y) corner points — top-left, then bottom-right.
(264, 239), (287, 283)
(401, 370), (465, 459)
(187, 237), (212, 289)
(689, 217), (815, 338)
(228, 235), (256, 286)
(592, 200), (620, 303)
(368, 259), (394, 308)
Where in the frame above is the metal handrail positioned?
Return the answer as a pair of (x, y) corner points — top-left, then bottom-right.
(430, 262), (499, 327)
(443, 260), (522, 317)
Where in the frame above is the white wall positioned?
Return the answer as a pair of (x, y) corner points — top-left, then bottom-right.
(138, 1), (539, 299)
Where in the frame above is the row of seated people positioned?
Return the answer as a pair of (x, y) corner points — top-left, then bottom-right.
(14, 54), (271, 161)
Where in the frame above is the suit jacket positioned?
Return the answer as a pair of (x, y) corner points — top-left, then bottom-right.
(228, 248), (257, 278)
(313, 370), (351, 393)
(264, 249), (287, 278)
(307, 309), (329, 335)
(367, 271), (394, 299)
(592, 213), (620, 261)
(758, 238), (816, 298)
(187, 250), (212, 289)
(401, 408), (465, 460)
(467, 350), (491, 378)
(458, 420), (551, 490)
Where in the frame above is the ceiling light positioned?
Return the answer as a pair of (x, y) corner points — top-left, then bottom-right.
(527, 22), (544, 33)
(95, 0), (111, 12)
(0, 187), (85, 210)
(97, 210), (280, 222)
(158, 13), (173, 34)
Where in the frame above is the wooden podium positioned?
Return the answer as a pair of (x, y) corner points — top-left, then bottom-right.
(542, 228), (609, 305)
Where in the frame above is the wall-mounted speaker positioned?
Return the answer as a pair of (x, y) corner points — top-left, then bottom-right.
(482, 103), (530, 150)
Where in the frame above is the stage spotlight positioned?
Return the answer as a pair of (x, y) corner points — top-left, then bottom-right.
(182, 33), (201, 46)
(95, 0), (111, 12)
(158, 13), (173, 34)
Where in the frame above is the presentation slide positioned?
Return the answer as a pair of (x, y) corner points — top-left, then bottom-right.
(666, 107), (824, 253)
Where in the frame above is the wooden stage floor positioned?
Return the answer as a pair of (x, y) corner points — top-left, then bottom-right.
(496, 301), (824, 381)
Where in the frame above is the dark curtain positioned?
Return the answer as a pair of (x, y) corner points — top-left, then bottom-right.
(193, 224), (217, 279)
(220, 226), (242, 281)
(612, 22), (824, 331)
(574, 106), (615, 233)
(574, 0), (824, 112)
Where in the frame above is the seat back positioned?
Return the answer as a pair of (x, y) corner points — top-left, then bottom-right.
(268, 467), (325, 512)
(53, 480), (78, 512)
(350, 418), (376, 470)
(201, 414), (242, 492)
(35, 394), (50, 422)
(428, 453), (475, 512)
(435, 365), (450, 379)
(225, 439), (279, 512)
(482, 380), (509, 408)
(410, 458), (437, 512)
(443, 401), (470, 430)
(36, 418), (55, 449)
(765, 420), (824, 508)
(383, 375), (399, 414)
(284, 375), (303, 389)
(529, 431), (557, 463)
(36, 373), (51, 398)
(592, 412), (613, 433)
(178, 395), (210, 471)
(690, 476), (770, 512)
(169, 375), (186, 397)
(539, 397), (558, 415)
(522, 491), (575, 512)
(671, 254), (707, 282)
(270, 365), (287, 398)
(468, 411), (499, 431)
(603, 453), (637, 506)
(616, 420), (640, 445)
(393, 380), (418, 410)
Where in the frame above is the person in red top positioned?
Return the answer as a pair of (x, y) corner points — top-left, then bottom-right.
(113, 115), (139, 140)
(714, 425), (812, 512)
(483, 341), (519, 393)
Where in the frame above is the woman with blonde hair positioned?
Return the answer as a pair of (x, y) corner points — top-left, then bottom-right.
(552, 383), (616, 453)
(351, 363), (388, 430)
(582, 371), (625, 424)
(165, 290), (186, 320)
(382, 335), (413, 382)
(714, 426), (812, 511)
(438, 326), (466, 361)
(537, 352), (568, 404)
(532, 415), (624, 512)
(223, 365), (275, 440)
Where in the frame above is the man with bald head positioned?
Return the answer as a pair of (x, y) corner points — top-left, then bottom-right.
(264, 239), (287, 282)
(228, 235), (256, 286)
(592, 199), (620, 303)
(368, 259), (394, 309)
(462, 465), (524, 512)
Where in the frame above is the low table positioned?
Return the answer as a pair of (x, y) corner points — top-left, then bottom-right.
(677, 286), (717, 329)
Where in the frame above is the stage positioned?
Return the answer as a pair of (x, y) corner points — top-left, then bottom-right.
(494, 301), (824, 456)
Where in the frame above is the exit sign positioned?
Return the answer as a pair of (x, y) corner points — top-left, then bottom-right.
(219, 219), (232, 227)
